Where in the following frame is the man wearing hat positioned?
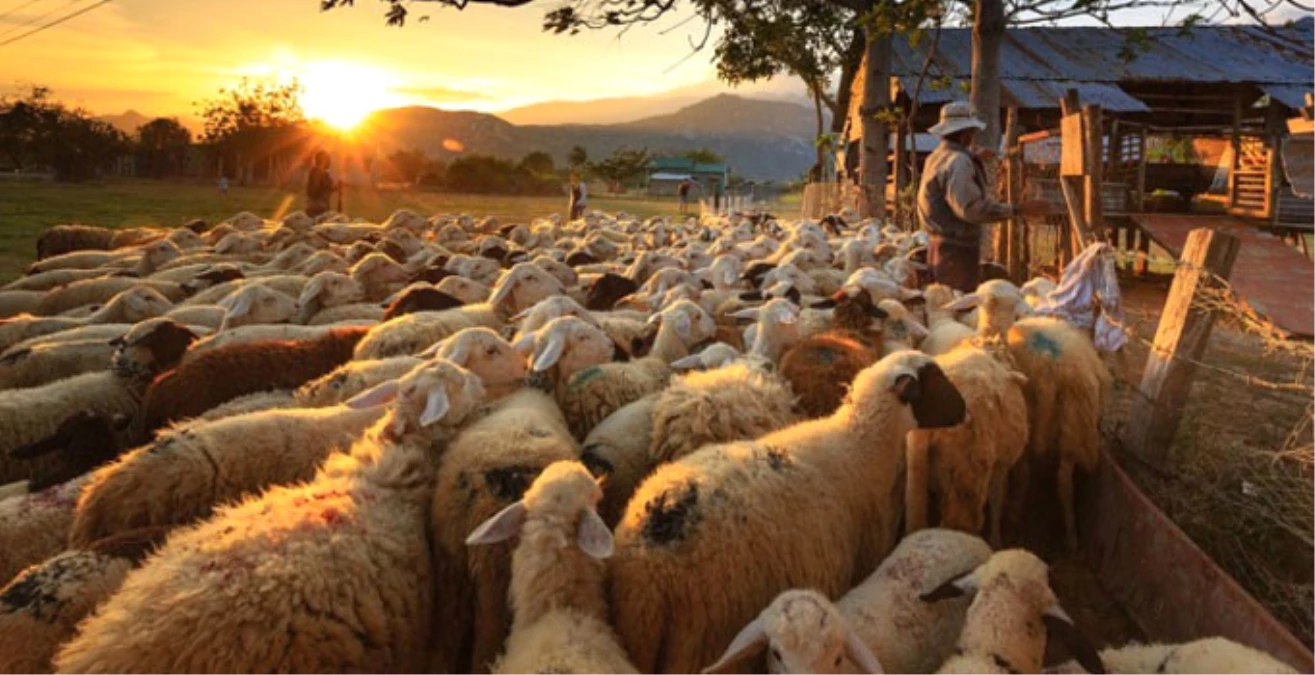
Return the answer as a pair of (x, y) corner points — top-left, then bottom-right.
(918, 101), (1049, 292)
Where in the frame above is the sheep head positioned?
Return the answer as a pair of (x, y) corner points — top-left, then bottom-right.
(704, 589), (883, 675)
(111, 318), (198, 380)
(525, 316), (613, 382)
(466, 460), (612, 560)
(298, 271), (366, 323)
(218, 285), (297, 330)
(423, 327), (527, 401)
(847, 350), (966, 430)
(347, 358), (487, 439)
(489, 262), (566, 320)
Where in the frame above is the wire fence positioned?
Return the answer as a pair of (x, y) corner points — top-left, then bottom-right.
(1099, 261), (1314, 643)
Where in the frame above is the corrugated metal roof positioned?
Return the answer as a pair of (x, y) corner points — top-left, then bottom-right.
(1260, 83), (1313, 109)
(648, 157), (728, 173)
(894, 21), (1312, 87)
(897, 76), (1151, 112)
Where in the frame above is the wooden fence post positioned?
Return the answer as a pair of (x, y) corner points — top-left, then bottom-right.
(1083, 104), (1105, 245)
(1125, 228), (1241, 467)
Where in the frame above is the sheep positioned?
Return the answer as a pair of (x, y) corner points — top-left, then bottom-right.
(183, 390), (301, 423)
(948, 280), (1111, 550)
(429, 388), (581, 673)
(0, 339), (119, 390)
(0, 286), (175, 353)
(350, 252), (412, 301)
(296, 356), (425, 407)
(8, 410), (129, 493)
(137, 325), (369, 437)
(0, 477), (88, 587)
(436, 275), (492, 304)
(585, 272), (639, 311)
(380, 286), (465, 322)
(919, 284), (976, 356)
(736, 298), (804, 363)
(27, 250), (127, 275)
(69, 402), (388, 548)
(0, 290), (44, 319)
(54, 359), (489, 673)
(906, 346), (1029, 545)
(702, 590), (885, 675)
(648, 361), (798, 464)
(420, 327), (527, 402)
(180, 274), (306, 307)
(4, 269), (105, 293)
(466, 461), (638, 675)
(295, 271), (365, 324)
(876, 299), (929, 355)
(354, 305), (495, 360)
(580, 395), (658, 527)
(0, 319), (198, 484)
(1085, 638), (1298, 674)
(922, 549), (1103, 674)
(608, 350), (968, 674)
(512, 295), (602, 343)
(669, 342), (742, 372)
(779, 332), (878, 419)
(215, 283), (299, 330)
(0, 548), (137, 673)
(35, 225), (116, 260)
(34, 278), (183, 316)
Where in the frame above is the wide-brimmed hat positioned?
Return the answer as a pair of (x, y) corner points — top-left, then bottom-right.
(928, 101), (987, 137)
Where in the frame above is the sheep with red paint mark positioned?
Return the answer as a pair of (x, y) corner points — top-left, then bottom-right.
(54, 359), (489, 673)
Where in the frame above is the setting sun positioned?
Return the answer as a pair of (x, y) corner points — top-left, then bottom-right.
(298, 61), (400, 131)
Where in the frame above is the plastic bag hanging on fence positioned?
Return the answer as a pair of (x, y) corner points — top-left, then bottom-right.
(1035, 242), (1128, 353)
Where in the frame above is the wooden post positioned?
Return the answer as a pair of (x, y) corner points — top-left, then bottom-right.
(1228, 91), (1243, 210)
(1083, 104), (1105, 245)
(894, 122), (909, 226)
(1126, 228), (1241, 467)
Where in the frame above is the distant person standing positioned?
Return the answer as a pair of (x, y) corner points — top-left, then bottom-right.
(678, 177), (695, 215)
(218, 175), (229, 196)
(306, 150), (337, 218)
(568, 172), (587, 220)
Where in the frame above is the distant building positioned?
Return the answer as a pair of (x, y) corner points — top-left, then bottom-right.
(646, 157), (730, 197)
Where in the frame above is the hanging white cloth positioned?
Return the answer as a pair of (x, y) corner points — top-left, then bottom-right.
(1035, 242), (1128, 353)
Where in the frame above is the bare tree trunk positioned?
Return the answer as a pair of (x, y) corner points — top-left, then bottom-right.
(859, 27), (892, 218)
(812, 86), (826, 181)
(971, 0), (1005, 151)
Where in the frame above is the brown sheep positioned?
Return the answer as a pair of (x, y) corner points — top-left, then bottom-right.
(779, 333), (878, 419)
(137, 326), (369, 438)
(382, 287), (465, 321)
(35, 225), (115, 260)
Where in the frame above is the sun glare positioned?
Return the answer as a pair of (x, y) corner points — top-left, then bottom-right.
(298, 61), (398, 131)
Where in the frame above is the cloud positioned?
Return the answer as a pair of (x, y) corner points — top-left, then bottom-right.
(393, 85), (493, 102)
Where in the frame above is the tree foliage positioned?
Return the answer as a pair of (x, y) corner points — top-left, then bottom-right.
(683, 148), (723, 164)
(590, 146), (651, 190)
(0, 86), (130, 181)
(197, 78), (309, 184)
(519, 150), (556, 177)
(567, 145), (589, 169)
(135, 117), (191, 179)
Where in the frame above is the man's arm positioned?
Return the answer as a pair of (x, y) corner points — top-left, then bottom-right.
(942, 155), (1015, 224)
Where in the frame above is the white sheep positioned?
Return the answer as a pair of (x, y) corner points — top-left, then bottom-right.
(216, 283), (299, 330)
(0, 477), (88, 587)
(648, 360), (798, 464)
(1088, 637), (1298, 674)
(705, 529), (991, 674)
(0, 286), (175, 353)
(580, 394), (658, 527)
(296, 356), (425, 407)
(466, 461), (638, 674)
(54, 359), (489, 673)
(609, 350), (968, 673)
(918, 284), (976, 356)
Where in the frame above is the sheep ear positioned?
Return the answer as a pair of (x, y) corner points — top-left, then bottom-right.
(223, 291), (255, 321)
(905, 318), (930, 339)
(764, 281), (791, 298)
(738, 290), (764, 302)
(702, 617), (768, 674)
(811, 298), (838, 310)
(577, 508), (614, 559)
(671, 312), (692, 340)
(443, 339), (472, 366)
(777, 310), (798, 325)
(1044, 606), (1106, 674)
(731, 307), (760, 321)
(898, 362), (967, 429)
(123, 291), (148, 314)
(920, 569), (978, 602)
(418, 386), (451, 427)
(943, 293), (980, 312)
(488, 274), (518, 307)
(345, 380), (399, 409)
(671, 354), (704, 371)
(466, 501), (528, 546)
(532, 331), (567, 372)
(512, 331), (537, 357)
(844, 628), (885, 674)
(868, 304), (890, 320)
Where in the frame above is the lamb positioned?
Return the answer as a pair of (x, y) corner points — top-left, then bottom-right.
(608, 350), (967, 673)
(296, 356), (424, 407)
(919, 284), (976, 356)
(0, 286), (175, 353)
(69, 402), (388, 548)
(906, 346), (1029, 545)
(580, 395), (658, 527)
(948, 280), (1111, 550)
(704, 528), (990, 673)
(1086, 638), (1298, 674)
(137, 325), (369, 437)
(429, 387), (581, 673)
(0, 319), (198, 484)
(648, 361), (797, 464)
(53, 359), (489, 673)
(922, 549), (1103, 674)
(35, 224), (116, 260)
(466, 461), (638, 675)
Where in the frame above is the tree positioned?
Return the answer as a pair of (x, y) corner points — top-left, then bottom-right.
(591, 146), (651, 191)
(683, 148), (724, 164)
(387, 148), (434, 184)
(197, 78), (308, 185)
(0, 86), (129, 181)
(567, 145), (588, 169)
(136, 118), (192, 179)
(519, 150), (556, 177)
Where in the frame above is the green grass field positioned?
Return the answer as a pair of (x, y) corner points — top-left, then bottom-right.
(0, 179), (687, 282)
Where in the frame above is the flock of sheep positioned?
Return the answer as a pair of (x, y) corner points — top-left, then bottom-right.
(0, 208), (1300, 674)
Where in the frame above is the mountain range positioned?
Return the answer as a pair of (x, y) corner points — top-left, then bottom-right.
(364, 94), (827, 181)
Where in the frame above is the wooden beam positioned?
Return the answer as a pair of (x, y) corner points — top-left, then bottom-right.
(1125, 228), (1241, 467)
(1084, 104), (1105, 243)
(1018, 128), (1059, 145)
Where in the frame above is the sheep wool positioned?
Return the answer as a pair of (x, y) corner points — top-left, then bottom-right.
(296, 356), (424, 407)
(609, 351), (967, 674)
(648, 361), (798, 464)
(35, 225), (116, 260)
(1096, 638), (1298, 674)
(779, 333), (878, 419)
(581, 395), (657, 527)
(429, 388), (581, 673)
(71, 404), (386, 548)
(0, 478), (87, 587)
(54, 359), (488, 673)
(467, 461), (638, 675)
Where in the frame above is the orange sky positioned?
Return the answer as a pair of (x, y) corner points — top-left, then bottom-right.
(0, 0), (779, 123)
